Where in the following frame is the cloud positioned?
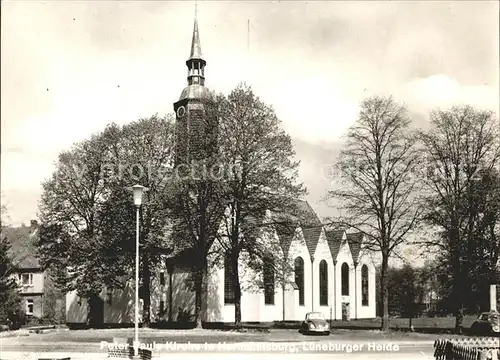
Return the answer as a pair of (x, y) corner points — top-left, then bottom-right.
(401, 74), (499, 114)
(1, 1), (498, 225)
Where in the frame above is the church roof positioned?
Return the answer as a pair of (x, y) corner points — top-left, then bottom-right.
(346, 232), (363, 264)
(275, 222), (296, 257)
(325, 229), (344, 262)
(179, 84), (212, 101)
(295, 200), (322, 260)
(188, 17), (203, 61)
(273, 199), (322, 259)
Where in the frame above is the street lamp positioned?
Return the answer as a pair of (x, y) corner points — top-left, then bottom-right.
(131, 184), (148, 358)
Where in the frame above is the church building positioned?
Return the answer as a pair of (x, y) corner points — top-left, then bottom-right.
(65, 15), (376, 327)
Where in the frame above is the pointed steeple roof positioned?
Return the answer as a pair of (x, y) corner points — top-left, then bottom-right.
(188, 13), (203, 61)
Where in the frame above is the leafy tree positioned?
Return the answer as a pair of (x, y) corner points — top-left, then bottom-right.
(102, 115), (176, 325)
(419, 105), (500, 332)
(37, 115), (176, 326)
(387, 264), (425, 327)
(326, 96), (422, 331)
(37, 131), (124, 327)
(168, 95), (226, 328)
(0, 208), (22, 329)
(215, 83), (306, 326)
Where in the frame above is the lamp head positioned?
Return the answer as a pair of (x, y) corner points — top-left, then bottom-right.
(132, 184), (149, 207)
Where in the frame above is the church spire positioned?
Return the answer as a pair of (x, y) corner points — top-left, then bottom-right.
(189, 6), (202, 61)
(186, 4), (206, 86)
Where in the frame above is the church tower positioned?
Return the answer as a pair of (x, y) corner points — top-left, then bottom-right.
(174, 12), (217, 166)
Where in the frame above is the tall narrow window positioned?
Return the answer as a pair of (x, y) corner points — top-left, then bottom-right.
(224, 252), (235, 304)
(319, 260), (328, 306)
(295, 257), (305, 306)
(341, 263), (349, 296)
(26, 299), (34, 315)
(160, 300), (165, 316)
(263, 257), (275, 305)
(361, 265), (369, 306)
(160, 272), (165, 286)
(106, 288), (112, 305)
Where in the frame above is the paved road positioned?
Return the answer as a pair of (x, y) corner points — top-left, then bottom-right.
(0, 340), (436, 359)
(0, 328), (444, 359)
(0, 349), (436, 360)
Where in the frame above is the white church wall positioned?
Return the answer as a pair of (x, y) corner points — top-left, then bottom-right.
(313, 228), (335, 320)
(335, 236), (355, 320)
(104, 282), (136, 324)
(355, 251), (377, 319)
(66, 290), (87, 324)
(287, 228), (312, 321)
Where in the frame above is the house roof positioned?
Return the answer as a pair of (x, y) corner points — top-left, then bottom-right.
(346, 232), (364, 264)
(325, 229), (344, 262)
(3, 225), (40, 269)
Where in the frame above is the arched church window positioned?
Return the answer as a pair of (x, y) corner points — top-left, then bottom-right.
(263, 257), (275, 305)
(319, 260), (328, 306)
(224, 252), (235, 304)
(341, 262), (349, 296)
(361, 265), (369, 306)
(295, 257), (305, 306)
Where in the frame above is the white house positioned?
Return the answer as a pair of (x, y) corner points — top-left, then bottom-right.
(66, 200), (376, 326)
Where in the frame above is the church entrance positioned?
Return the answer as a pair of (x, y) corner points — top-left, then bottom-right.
(342, 302), (350, 321)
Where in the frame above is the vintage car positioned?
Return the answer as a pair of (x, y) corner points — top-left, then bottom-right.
(299, 312), (330, 335)
(470, 311), (500, 335)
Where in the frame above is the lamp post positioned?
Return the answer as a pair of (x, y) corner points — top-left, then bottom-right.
(131, 184), (148, 358)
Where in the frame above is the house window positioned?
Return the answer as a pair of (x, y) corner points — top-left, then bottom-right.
(341, 263), (349, 296)
(361, 265), (369, 306)
(224, 252), (235, 305)
(263, 257), (275, 305)
(160, 272), (165, 286)
(294, 257), (305, 306)
(26, 299), (34, 315)
(319, 260), (328, 306)
(160, 300), (165, 317)
(19, 273), (33, 286)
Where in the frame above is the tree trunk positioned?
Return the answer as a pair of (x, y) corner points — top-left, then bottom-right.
(380, 254), (389, 331)
(142, 253), (151, 327)
(454, 264), (464, 334)
(168, 265), (173, 323)
(232, 254), (242, 327)
(86, 296), (93, 328)
(194, 266), (203, 329)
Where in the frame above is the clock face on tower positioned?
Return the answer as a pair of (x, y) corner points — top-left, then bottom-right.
(176, 106), (186, 118)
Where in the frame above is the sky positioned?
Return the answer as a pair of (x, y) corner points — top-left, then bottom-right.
(1, 1), (499, 231)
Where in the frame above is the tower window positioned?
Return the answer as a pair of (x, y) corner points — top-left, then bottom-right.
(160, 272), (165, 286)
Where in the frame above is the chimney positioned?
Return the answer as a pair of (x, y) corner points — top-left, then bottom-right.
(30, 220), (38, 233)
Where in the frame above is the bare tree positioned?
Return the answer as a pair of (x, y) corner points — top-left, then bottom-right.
(418, 105), (500, 333)
(326, 96), (422, 331)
